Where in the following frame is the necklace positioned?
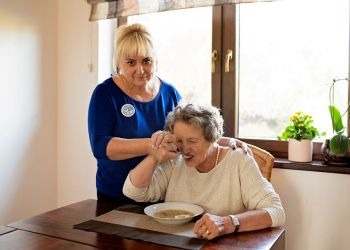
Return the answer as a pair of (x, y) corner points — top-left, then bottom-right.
(121, 75), (156, 101)
(215, 146), (220, 167)
(193, 146), (220, 173)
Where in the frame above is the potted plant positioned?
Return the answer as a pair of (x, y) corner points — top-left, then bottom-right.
(321, 78), (350, 164)
(278, 111), (323, 162)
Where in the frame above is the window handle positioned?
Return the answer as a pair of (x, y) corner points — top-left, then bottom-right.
(225, 49), (233, 73)
(211, 50), (218, 73)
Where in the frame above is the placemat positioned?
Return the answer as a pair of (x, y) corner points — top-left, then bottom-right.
(74, 204), (207, 250)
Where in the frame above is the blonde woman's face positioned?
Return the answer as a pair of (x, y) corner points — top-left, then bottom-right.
(118, 55), (156, 87)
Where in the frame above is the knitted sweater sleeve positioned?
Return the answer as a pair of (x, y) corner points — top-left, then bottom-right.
(239, 155), (285, 227)
(123, 160), (174, 202)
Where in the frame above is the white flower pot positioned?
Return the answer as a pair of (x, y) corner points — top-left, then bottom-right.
(288, 139), (313, 162)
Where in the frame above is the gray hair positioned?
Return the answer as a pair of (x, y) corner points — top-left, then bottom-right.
(113, 23), (156, 73)
(165, 103), (224, 142)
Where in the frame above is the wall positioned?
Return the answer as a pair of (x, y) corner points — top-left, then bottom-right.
(56, 0), (97, 206)
(272, 169), (350, 250)
(0, 0), (57, 224)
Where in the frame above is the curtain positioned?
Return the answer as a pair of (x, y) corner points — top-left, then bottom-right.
(86, 0), (274, 21)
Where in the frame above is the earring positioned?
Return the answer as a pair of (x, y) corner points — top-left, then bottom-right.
(118, 69), (125, 76)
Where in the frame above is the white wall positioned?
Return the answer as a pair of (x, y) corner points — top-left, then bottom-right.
(57, 0), (97, 206)
(0, 0), (57, 224)
(272, 169), (350, 250)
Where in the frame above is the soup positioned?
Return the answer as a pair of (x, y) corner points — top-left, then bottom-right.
(154, 209), (194, 219)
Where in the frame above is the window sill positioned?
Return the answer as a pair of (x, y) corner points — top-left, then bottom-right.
(274, 158), (350, 175)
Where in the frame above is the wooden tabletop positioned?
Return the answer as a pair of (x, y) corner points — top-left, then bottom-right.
(0, 230), (99, 250)
(0, 225), (15, 236)
(4, 199), (285, 250)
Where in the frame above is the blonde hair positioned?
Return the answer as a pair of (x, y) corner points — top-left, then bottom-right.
(113, 23), (156, 73)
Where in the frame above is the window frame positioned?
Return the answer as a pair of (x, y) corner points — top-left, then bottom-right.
(213, 4), (350, 159)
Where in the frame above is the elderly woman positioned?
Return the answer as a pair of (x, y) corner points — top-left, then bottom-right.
(123, 103), (285, 240)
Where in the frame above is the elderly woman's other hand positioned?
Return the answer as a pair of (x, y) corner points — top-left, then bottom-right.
(194, 213), (232, 240)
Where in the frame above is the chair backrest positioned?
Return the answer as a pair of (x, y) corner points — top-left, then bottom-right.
(247, 144), (274, 181)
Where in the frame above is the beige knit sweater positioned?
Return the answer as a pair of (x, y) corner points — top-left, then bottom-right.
(123, 149), (285, 227)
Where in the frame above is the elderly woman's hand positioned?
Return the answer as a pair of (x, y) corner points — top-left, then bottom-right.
(151, 145), (179, 163)
(150, 131), (179, 163)
(194, 213), (229, 240)
(151, 131), (178, 152)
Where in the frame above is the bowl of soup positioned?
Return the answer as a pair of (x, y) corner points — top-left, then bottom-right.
(144, 202), (204, 226)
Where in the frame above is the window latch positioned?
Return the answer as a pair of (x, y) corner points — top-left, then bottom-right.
(225, 49), (233, 73)
(211, 50), (218, 73)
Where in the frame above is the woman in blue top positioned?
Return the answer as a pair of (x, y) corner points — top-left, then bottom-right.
(88, 23), (248, 203)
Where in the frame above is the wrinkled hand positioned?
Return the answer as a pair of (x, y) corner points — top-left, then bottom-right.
(151, 146), (180, 163)
(225, 138), (253, 156)
(151, 131), (180, 163)
(194, 213), (227, 240)
(151, 131), (178, 152)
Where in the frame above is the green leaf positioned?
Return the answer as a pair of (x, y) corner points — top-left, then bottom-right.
(330, 134), (349, 156)
(329, 106), (344, 133)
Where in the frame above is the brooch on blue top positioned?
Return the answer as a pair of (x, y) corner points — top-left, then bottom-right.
(121, 104), (135, 117)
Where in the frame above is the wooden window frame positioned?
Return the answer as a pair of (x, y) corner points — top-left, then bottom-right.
(212, 5), (341, 159)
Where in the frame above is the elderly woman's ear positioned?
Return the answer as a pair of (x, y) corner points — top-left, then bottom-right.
(218, 137), (253, 156)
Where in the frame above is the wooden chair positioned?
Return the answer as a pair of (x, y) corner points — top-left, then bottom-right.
(247, 144), (274, 181)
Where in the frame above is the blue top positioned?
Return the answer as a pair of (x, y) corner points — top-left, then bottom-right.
(88, 77), (182, 200)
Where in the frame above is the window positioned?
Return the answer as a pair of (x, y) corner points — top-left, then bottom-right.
(127, 7), (212, 105)
(238, 0), (349, 141)
(217, 0), (349, 157)
(98, 1), (349, 157)
(98, 19), (116, 83)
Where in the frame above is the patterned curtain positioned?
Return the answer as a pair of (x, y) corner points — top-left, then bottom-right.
(86, 0), (275, 21)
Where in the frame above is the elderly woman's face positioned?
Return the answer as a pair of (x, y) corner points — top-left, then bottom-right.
(118, 55), (156, 87)
(173, 121), (213, 169)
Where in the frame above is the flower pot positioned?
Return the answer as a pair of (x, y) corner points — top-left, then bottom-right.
(321, 139), (350, 165)
(288, 139), (313, 162)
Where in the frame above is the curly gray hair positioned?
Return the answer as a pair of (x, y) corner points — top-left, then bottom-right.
(165, 103), (224, 142)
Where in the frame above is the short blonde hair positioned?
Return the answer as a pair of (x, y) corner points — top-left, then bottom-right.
(114, 23), (156, 72)
(165, 103), (224, 142)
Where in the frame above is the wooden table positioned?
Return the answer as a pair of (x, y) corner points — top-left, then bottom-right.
(0, 229), (99, 249)
(3, 199), (285, 249)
